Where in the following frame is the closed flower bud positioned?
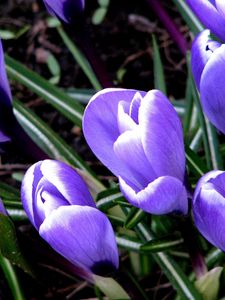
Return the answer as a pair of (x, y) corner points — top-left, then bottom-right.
(186, 0), (225, 41)
(83, 88), (188, 215)
(191, 30), (225, 134)
(193, 170), (225, 251)
(21, 159), (119, 276)
(43, 0), (85, 23)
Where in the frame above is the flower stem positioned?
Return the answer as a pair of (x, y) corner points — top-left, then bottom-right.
(144, 0), (188, 55)
(180, 216), (207, 279)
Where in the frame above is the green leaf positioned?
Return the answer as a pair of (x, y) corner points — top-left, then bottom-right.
(5, 55), (84, 127)
(171, 0), (204, 34)
(185, 145), (208, 177)
(195, 267), (222, 300)
(0, 214), (32, 275)
(0, 182), (20, 201)
(140, 235), (183, 253)
(116, 235), (142, 252)
(152, 35), (167, 94)
(96, 188), (126, 211)
(13, 99), (104, 195)
(124, 207), (146, 229)
(92, 8), (107, 25)
(0, 254), (25, 300)
(57, 26), (102, 91)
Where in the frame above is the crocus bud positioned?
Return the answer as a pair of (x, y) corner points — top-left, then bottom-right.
(83, 88), (188, 215)
(186, 0), (225, 41)
(43, 0), (85, 23)
(21, 159), (119, 276)
(0, 198), (7, 215)
(191, 30), (225, 134)
(193, 170), (225, 251)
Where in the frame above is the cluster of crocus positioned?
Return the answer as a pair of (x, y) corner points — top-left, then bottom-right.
(43, 0), (85, 23)
(21, 159), (119, 277)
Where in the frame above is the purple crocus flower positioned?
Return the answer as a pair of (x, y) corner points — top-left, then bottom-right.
(186, 0), (225, 41)
(191, 30), (225, 134)
(193, 170), (225, 251)
(21, 159), (119, 276)
(43, 0), (85, 23)
(83, 88), (188, 215)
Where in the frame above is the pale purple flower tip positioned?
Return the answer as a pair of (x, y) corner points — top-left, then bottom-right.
(193, 170), (225, 251)
(83, 88), (188, 215)
(186, 0), (225, 41)
(43, 0), (85, 23)
(21, 159), (119, 276)
(191, 30), (225, 134)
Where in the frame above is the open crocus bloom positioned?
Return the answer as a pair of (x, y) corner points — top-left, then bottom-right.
(83, 88), (188, 215)
(193, 170), (225, 251)
(43, 0), (85, 23)
(191, 30), (225, 134)
(21, 159), (119, 276)
(186, 0), (225, 41)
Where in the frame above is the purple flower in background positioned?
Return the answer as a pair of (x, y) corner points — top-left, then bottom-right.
(191, 30), (225, 134)
(186, 0), (225, 41)
(83, 88), (188, 215)
(21, 159), (119, 276)
(0, 198), (7, 215)
(193, 170), (225, 251)
(43, 0), (85, 23)
(0, 39), (12, 143)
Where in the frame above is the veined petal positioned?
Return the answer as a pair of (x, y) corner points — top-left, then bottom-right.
(39, 205), (119, 275)
(216, 0), (225, 19)
(200, 44), (225, 134)
(0, 40), (12, 107)
(43, 0), (85, 23)
(21, 161), (43, 229)
(193, 181), (225, 251)
(139, 90), (185, 181)
(83, 88), (146, 177)
(191, 30), (221, 90)
(114, 129), (156, 189)
(186, 0), (225, 41)
(119, 175), (188, 215)
(40, 160), (95, 207)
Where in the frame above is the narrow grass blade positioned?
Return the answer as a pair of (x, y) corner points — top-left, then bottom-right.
(152, 35), (167, 94)
(185, 145), (208, 177)
(57, 26), (102, 91)
(140, 236), (183, 253)
(124, 207), (146, 229)
(5, 55), (84, 127)
(0, 254), (25, 300)
(13, 99), (104, 194)
(171, 0), (204, 34)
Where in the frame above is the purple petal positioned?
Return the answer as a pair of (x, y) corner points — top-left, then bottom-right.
(21, 161), (43, 229)
(83, 88), (146, 178)
(216, 0), (225, 19)
(114, 129), (156, 189)
(0, 40), (12, 107)
(0, 198), (7, 215)
(191, 30), (221, 90)
(40, 160), (95, 207)
(0, 131), (10, 143)
(200, 44), (225, 133)
(119, 175), (188, 215)
(186, 0), (225, 41)
(43, 0), (85, 23)
(39, 205), (119, 275)
(193, 171), (225, 251)
(139, 90), (185, 181)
